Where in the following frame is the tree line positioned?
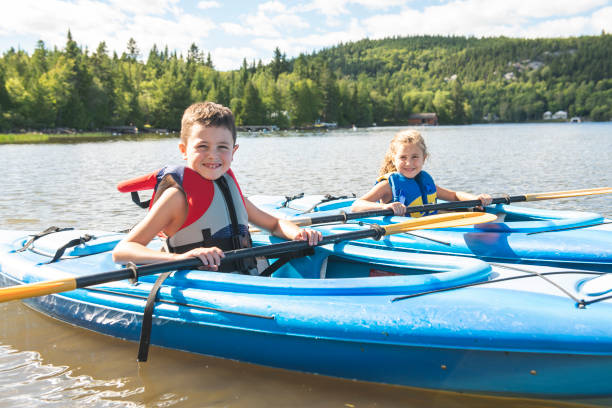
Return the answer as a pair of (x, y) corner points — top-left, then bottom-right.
(1, 31), (611, 131)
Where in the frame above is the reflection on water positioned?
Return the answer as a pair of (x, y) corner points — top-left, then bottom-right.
(1, 123), (611, 407)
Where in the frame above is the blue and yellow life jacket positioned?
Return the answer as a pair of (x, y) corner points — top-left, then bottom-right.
(377, 171), (437, 217)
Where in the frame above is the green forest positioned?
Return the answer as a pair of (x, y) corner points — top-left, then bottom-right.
(1, 31), (611, 131)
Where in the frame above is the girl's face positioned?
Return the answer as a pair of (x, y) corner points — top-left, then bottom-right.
(392, 143), (426, 179)
(179, 123), (238, 180)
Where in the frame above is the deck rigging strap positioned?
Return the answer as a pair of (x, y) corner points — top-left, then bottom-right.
(298, 193), (357, 213)
(17, 226), (74, 252)
(391, 267), (599, 308)
(48, 234), (94, 263)
(282, 193), (356, 213)
(582, 292), (612, 306)
(281, 192), (304, 207)
(526, 221), (612, 235)
(490, 263), (586, 307)
(137, 271), (172, 362)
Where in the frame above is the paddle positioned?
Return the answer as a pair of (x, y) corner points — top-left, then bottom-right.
(289, 187), (612, 226)
(0, 212), (496, 303)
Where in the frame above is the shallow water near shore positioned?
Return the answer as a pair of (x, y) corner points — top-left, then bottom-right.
(1, 123), (611, 407)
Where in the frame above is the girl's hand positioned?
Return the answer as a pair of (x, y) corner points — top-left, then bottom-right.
(294, 228), (322, 246)
(383, 201), (406, 216)
(176, 246), (225, 271)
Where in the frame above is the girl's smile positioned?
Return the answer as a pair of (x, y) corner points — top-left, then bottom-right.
(393, 143), (425, 179)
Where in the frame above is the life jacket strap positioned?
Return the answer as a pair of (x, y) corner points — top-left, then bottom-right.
(215, 177), (257, 273)
(130, 191), (151, 209)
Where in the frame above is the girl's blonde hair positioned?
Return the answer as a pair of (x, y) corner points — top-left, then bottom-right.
(379, 130), (428, 177)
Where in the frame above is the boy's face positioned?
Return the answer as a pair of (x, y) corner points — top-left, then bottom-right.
(179, 124), (238, 180)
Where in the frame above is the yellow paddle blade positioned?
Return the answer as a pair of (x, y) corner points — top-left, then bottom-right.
(525, 187), (612, 201)
(382, 212), (497, 235)
(0, 278), (76, 303)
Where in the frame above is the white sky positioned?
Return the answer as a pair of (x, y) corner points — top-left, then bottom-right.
(1, 0), (610, 70)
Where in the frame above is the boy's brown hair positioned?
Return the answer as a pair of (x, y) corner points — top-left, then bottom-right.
(180, 102), (237, 144)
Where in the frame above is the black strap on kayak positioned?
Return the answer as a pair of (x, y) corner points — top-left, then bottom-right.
(281, 193), (304, 207)
(137, 271), (172, 362)
(17, 226), (74, 252)
(298, 193), (357, 213)
(259, 247), (315, 277)
(48, 234), (94, 263)
(320, 193), (356, 204)
(526, 221), (612, 235)
(391, 265), (598, 309)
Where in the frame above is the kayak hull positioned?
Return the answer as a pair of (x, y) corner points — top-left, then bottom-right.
(2, 229), (612, 397)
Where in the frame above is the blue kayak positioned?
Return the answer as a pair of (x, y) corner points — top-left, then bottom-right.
(251, 195), (612, 271)
(2, 228), (612, 397)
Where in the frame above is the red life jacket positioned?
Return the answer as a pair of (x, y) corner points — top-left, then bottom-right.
(117, 165), (256, 273)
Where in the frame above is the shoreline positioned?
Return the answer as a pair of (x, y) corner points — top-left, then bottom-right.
(0, 132), (179, 145)
(2, 120), (606, 144)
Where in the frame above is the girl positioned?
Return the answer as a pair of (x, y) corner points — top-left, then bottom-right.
(351, 130), (492, 217)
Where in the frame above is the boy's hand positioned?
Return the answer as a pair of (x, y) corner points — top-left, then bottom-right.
(294, 228), (322, 246)
(472, 193), (492, 211)
(177, 246), (225, 270)
(382, 201), (406, 216)
(477, 194), (493, 206)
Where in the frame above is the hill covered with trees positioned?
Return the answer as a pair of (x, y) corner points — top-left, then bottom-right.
(0, 32), (610, 131)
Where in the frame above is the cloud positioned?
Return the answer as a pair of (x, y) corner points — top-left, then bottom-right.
(221, 4), (309, 38)
(361, 0), (612, 38)
(212, 46), (259, 71)
(303, 0), (406, 16)
(107, 0), (181, 16)
(592, 6), (612, 33)
(251, 18), (367, 61)
(0, 0), (215, 58)
(197, 1), (221, 10)
(259, 1), (287, 13)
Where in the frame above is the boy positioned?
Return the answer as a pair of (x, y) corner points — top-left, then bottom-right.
(113, 102), (320, 273)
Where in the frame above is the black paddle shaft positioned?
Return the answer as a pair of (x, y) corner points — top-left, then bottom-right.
(297, 195), (527, 225)
(75, 226), (385, 288)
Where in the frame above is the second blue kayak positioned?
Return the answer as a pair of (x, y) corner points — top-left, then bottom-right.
(251, 194), (612, 271)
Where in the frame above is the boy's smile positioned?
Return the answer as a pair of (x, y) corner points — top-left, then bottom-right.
(179, 124), (238, 180)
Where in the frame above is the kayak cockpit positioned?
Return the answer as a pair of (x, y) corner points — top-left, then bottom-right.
(2, 229), (493, 297)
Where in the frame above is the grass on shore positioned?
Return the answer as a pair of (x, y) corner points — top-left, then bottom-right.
(0, 132), (177, 144)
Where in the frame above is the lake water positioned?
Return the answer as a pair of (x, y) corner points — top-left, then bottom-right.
(0, 123), (611, 407)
